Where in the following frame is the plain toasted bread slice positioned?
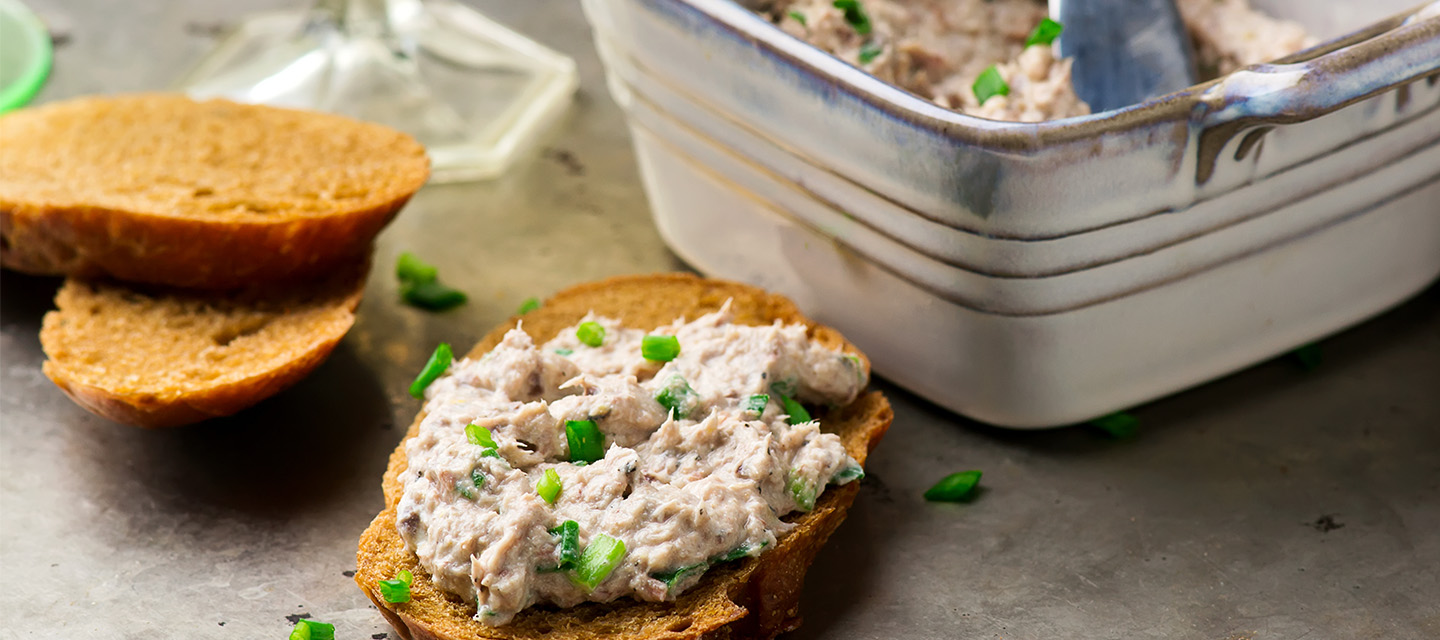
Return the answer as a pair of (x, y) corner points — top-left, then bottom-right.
(355, 273), (893, 640)
(0, 93), (427, 289)
(39, 263), (369, 428)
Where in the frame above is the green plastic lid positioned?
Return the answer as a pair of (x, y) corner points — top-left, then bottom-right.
(0, 0), (52, 114)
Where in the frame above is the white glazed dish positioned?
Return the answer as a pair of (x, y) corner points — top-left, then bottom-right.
(581, 0), (1440, 426)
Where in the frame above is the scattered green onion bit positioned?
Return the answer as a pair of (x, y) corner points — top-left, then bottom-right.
(972, 64), (1009, 105)
(289, 619), (336, 640)
(1024, 16), (1064, 48)
(517, 297), (541, 315)
(653, 562), (707, 590)
(787, 10), (808, 27)
(409, 343), (453, 399)
(573, 534), (627, 590)
(537, 468), (563, 504)
(565, 419), (606, 464)
(924, 470), (982, 502)
(471, 468), (486, 489)
(832, 462), (865, 484)
(576, 321), (606, 347)
(456, 480), (476, 500)
(773, 389), (811, 425)
(555, 347), (574, 356)
(714, 541), (766, 563)
(832, 0), (871, 35)
(466, 423), (498, 449)
(1291, 343), (1323, 371)
(395, 252), (438, 283)
(641, 335), (681, 362)
(1090, 412), (1140, 439)
(378, 569), (414, 604)
(787, 473), (817, 511)
(396, 252), (467, 311)
(655, 375), (698, 420)
(744, 394), (769, 416)
(551, 520), (581, 570)
(858, 40), (883, 64)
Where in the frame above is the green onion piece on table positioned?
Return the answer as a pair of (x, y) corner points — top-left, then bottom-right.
(973, 65), (1009, 105)
(289, 619), (336, 640)
(1024, 16), (1064, 48)
(466, 423), (498, 449)
(832, 0), (871, 35)
(537, 468), (563, 504)
(552, 520), (581, 570)
(576, 321), (606, 347)
(378, 569), (413, 604)
(641, 334), (681, 362)
(395, 252), (438, 283)
(744, 394), (769, 416)
(1090, 412), (1140, 439)
(573, 534), (627, 590)
(924, 470), (982, 502)
(409, 343), (453, 398)
(402, 279), (468, 311)
(858, 40), (883, 64)
(565, 419), (606, 463)
(517, 297), (541, 314)
(774, 389), (811, 425)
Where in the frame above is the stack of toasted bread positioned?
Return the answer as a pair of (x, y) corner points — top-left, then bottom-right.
(0, 93), (429, 427)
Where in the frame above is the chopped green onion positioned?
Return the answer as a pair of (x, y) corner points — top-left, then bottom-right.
(641, 335), (681, 362)
(466, 423), (498, 449)
(395, 252), (438, 283)
(517, 297), (541, 315)
(409, 343), (453, 399)
(832, 0), (871, 35)
(769, 377), (798, 398)
(1090, 412), (1140, 439)
(565, 419), (606, 464)
(1291, 343), (1322, 371)
(831, 462), (865, 484)
(456, 480), (476, 500)
(655, 375), (698, 419)
(858, 40), (883, 64)
(774, 389), (811, 425)
(288, 619), (335, 640)
(481, 448), (502, 459)
(402, 279), (468, 311)
(1024, 16), (1064, 48)
(924, 470), (982, 502)
(378, 569), (413, 604)
(554, 347), (574, 356)
(536, 468), (563, 504)
(973, 65), (1009, 105)
(576, 321), (605, 347)
(788, 473), (817, 511)
(573, 534), (627, 590)
(652, 562), (707, 590)
(471, 468), (486, 489)
(551, 520), (581, 570)
(743, 394), (769, 416)
(787, 10), (807, 27)
(713, 541), (767, 563)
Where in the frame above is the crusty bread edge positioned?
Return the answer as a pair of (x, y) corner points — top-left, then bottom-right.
(355, 273), (893, 640)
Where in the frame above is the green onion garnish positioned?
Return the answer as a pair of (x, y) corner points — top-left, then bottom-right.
(713, 541), (766, 563)
(655, 375), (698, 419)
(832, 0), (871, 35)
(641, 335), (681, 362)
(1024, 17), (1064, 48)
(1090, 412), (1140, 439)
(924, 470), (982, 502)
(787, 10), (807, 27)
(573, 534), (626, 590)
(743, 394), (769, 416)
(552, 520), (581, 570)
(481, 448), (502, 459)
(409, 343), (453, 399)
(652, 562), (706, 590)
(536, 468), (563, 504)
(402, 279), (468, 311)
(554, 347), (574, 356)
(471, 468), (486, 489)
(466, 423), (498, 449)
(288, 619), (336, 640)
(517, 297), (541, 315)
(774, 389), (811, 425)
(788, 473), (817, 511)
(858, 40), (883, 64)
(377, 569), (413, 604)
(576, 321), (605, 347)
(973, 65), (1009, 105)
(395, 252), (438, 283)
(832, 463), (865, 484)
(457, 480), (476, 500)
(1291, 343), (1322, 371)
(565, 419), (605, 463)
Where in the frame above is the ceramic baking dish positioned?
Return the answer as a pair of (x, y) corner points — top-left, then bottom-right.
(581, 0), (1440, 425)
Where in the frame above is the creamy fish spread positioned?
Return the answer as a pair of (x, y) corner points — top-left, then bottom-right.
(396, 303), (868, 625)
(769, 0), (1316, 121)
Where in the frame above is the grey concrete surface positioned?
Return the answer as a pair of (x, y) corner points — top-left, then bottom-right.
(2, 1), (1437, 639)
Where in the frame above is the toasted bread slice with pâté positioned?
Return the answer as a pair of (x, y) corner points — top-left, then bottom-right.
(355, 273), (893, 640)
(0, 93), (427, 289)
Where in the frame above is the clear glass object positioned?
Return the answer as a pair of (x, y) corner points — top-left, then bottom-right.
(174, 0), (578, 183)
